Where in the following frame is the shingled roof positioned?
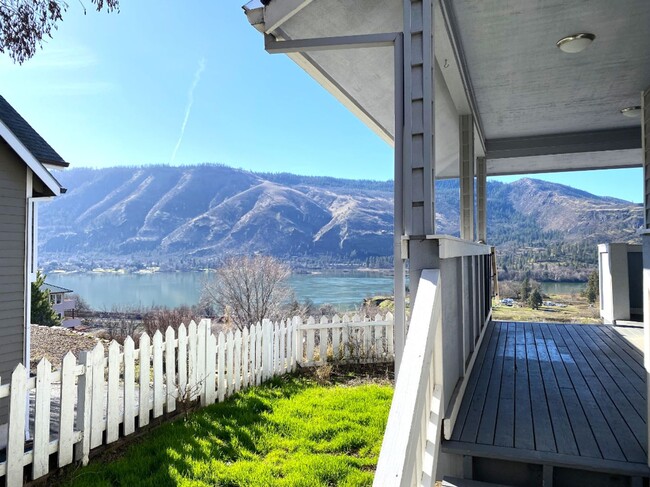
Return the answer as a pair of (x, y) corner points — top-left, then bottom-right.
(0, 95), (68, 167)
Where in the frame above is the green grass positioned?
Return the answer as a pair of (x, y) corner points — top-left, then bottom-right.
(64, 376), (393, 487)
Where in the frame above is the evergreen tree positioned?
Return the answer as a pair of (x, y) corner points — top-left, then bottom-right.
(585, 270), (599, 304)
(31, 271), (60, 327)
(528, 288), (543, 310)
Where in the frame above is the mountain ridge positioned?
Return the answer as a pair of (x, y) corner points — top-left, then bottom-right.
(39, 164), (642, 281)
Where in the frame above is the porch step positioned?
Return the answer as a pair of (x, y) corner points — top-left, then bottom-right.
(443, 477), (514, 487)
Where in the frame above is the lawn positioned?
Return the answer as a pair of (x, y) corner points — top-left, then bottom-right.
(492, 293), (601, 324)
(63, 375), (393, 487)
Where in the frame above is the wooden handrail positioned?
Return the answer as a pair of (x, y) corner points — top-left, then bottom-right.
(374, 269), (442, 486)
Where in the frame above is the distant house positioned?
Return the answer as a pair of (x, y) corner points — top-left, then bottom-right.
(0, 95), (67, 420)
(41, 282), (81, 328)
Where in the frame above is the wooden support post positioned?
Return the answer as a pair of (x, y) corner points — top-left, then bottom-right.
(476, 156), (487, 243)
(459, 114), (475, 241)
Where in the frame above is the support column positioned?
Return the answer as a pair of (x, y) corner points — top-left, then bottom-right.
(403, 0), (435, 239)
(476, 156), (487, 243)
(642, 85), (650, 467)
(459, 115), (475, 241)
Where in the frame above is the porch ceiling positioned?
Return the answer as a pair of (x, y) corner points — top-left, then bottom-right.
(246, 0), (649, 177)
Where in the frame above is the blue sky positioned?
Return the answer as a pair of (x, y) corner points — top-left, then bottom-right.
(0, 1), (642, 203)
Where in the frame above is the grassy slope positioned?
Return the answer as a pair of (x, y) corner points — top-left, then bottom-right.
(64, 376), (393, 487)
(492, 293), (601, 324)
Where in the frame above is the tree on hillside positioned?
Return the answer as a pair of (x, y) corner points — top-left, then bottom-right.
(584, 270), (599, 305)
(31, 271), (60, 327)
(1, 0), (119, 64)
(520, 276), (531, 302)
(201, 255), (292, 330)
(528, 288), (543, 310)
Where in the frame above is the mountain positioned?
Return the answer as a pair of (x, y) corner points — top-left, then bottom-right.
(39, 164), (643, 280)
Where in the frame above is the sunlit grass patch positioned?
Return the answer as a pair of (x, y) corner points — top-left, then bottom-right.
(64, 376), (393, 487)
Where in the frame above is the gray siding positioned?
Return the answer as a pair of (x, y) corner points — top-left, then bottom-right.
(0, 140), (27, 422)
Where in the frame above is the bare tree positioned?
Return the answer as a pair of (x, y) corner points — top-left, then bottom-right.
(0, 0), (119, 64)
(201, 255), (291, 330)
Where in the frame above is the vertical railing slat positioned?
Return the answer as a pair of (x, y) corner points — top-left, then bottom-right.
(139, 333), (151, 428)
(217, 332), (226, 402)
(188, 321), (198, 401)
(165, 327), (177, 413)
(33, 359), (52, 479)
(106, 341), (120, 443)
(242, 327), (250, 388)
(177, 323), (188, 401)
(7, 364), (27, 485)
(90, 343), (104, 449)
(123, 337), (136, 436)
(234, 329), (242, 393)
(74, 352), (92, 466)
(58, 352), (76, 468)
(205, 332), (217, 405)
(226, 330), (234, 396)
(152, 331), (164, 418)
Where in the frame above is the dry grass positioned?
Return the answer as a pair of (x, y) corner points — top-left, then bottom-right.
(492, 293), (601, 324)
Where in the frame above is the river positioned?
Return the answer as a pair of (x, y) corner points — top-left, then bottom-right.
(45, 271), (586, 311)
(45, 271), (395, 310)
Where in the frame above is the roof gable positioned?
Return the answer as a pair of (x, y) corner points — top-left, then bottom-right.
(0, 95), (68, 168)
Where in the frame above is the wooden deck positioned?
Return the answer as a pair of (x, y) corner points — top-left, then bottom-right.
(444, 321), (650, 477)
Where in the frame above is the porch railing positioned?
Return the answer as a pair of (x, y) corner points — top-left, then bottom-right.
(374, 238), (493, 486)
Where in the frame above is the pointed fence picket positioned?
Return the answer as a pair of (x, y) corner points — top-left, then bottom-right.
(0, 313), (392, 485)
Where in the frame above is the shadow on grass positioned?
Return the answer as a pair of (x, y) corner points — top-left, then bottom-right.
(65, 376), (313, 487)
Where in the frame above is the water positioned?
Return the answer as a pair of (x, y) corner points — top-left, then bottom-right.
(45, 271), (395, 310)
(536, 281), (585, 295)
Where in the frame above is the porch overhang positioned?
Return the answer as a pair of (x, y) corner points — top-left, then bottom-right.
(244, 0), (649, 178)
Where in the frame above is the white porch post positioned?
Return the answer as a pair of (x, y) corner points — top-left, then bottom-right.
(642, 85), (650, 467)
(459, 114), (475, 241)
(476, 156), (487, 243)
(397, 0), (436, 374)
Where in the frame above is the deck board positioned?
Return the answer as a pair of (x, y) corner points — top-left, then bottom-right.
(523, 322), (555, 453)
(444, 321), (649, 477)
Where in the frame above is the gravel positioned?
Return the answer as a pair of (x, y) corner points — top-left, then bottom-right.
(30, 324), (101, 372)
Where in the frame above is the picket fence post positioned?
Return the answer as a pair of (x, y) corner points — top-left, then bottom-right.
(33, 359), (51, 479)
(58, 352), (76, 468)
(123, 337), (136, 436)
(139, 333), (151, 428)
(107, 341), (121, 443)
(165, 327), (177, 413)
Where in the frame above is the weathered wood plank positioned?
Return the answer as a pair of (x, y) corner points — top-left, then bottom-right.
(456, 321), (499, 443)
(532, 324), (578, 456)
(563, 325), (646, 462)
(494, 323), (516, 447)
(523, 322), (555, 453)
(539, 324), (600, 459)
(476, 323), (508, 445)
(549, 324), (624, 461)
(513, 323), (534, 451)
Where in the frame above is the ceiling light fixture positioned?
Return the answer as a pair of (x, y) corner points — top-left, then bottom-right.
(620, 106), (642, 118)
(556, 33), (595, 53)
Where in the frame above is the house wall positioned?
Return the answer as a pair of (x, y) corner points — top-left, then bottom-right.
(0, 140), (27, 422)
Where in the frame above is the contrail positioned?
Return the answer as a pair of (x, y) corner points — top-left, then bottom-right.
(170, 57), (206, 164)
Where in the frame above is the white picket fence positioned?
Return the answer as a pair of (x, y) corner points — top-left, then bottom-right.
(0, 313), (393, 485)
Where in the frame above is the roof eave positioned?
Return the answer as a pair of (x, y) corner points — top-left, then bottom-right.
(0, 119), (62, 197)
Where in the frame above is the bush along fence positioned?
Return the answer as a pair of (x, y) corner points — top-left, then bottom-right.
(1, 313), (394, 486)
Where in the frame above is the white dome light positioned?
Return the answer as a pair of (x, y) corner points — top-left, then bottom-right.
(620, 106), (642, 118)
(556, 33), (595, 53)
